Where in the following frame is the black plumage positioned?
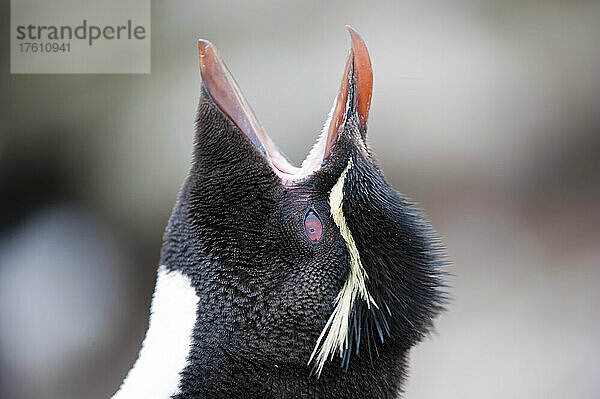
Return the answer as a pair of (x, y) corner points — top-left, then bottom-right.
(140, 27), (446, 399)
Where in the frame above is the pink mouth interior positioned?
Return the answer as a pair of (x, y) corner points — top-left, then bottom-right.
(253, 115), (334, 182)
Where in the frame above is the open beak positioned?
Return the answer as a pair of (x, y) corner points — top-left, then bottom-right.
(197, 26), (373, 181)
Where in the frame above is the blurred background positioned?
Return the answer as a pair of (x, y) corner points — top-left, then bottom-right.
(2, 1), (600, 398)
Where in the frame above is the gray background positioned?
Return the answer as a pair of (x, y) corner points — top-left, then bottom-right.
(1, 1), (599, 398)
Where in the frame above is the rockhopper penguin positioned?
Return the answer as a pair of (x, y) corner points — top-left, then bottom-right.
(112, 26), (446, 399)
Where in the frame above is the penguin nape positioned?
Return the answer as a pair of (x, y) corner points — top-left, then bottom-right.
(112, 26), (446, 399)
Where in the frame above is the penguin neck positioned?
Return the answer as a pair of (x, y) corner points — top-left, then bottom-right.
(111, 266), (199, 399)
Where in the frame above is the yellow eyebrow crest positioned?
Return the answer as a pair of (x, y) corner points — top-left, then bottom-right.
(308, 158), (376, 377)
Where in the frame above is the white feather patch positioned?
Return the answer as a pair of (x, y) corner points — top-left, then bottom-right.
(111, 266), (198, 399)
(309, 158), (376, 376)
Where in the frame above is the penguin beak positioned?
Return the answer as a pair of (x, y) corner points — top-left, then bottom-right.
(197, 39), (281, 165)
(323, 26), (373, 161)
(197, 26), (373, 180)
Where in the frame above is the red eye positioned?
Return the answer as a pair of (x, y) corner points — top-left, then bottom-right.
(304, 209), (323, 243)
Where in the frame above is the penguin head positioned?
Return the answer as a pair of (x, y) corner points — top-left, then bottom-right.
(161, 27), (445, 377)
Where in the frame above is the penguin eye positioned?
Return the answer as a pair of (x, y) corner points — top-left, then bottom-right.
(304, 209), (323, 244)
